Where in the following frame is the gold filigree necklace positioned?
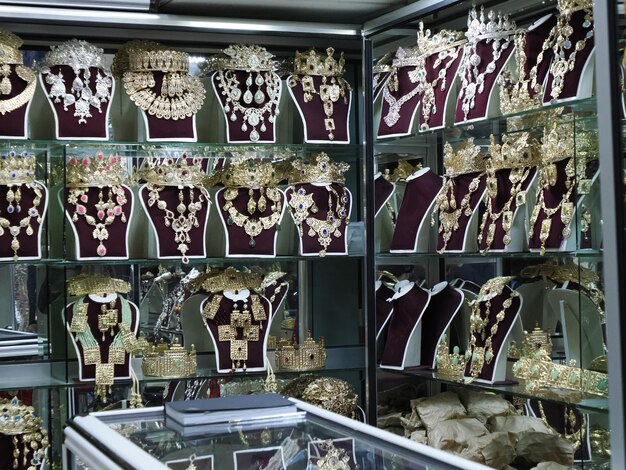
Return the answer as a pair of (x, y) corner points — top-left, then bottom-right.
(0, 182), (43, 261)
(0, 65), (36, 115)
(222, 187), (282, 247)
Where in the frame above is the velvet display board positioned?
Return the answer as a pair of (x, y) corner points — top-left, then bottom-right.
(528, 158), (574, 251)
(64, 296), (139, 381)
(419, 283), (464, 369)
(308, 439), (357, 469)
(377, 66), (420, 138)
(0, 183), (47, 260)
(39, 65), (112, 140)
(234, 447), (285, 470)
(379, 283), (430, 368)
(542, 10), (595, 104)
(288, 75), (351, 143)
(436, 172), (487, 252)
(211, 70), (280, 143)
(65, 185), (133, 259)
(286, 183), (352, 256)
(455, 39), (514, 123)
(0, 64), (33, 138)
(375, 282), (394, 338)
(139, 185), (210, 260)
(525, 15), (558, 100)
(417, 47), (464, 131)
(464, 286), (521, 381)
(0, 434), (45, 470)
(200, 292), (272, 372)
(374, 175), (394, 217)
(527, 399), (590, 462)
(215, 187), (286, 257)
(478, 167), (537, 251)
(138, 71), (197, 141)
(390, 169), (443, 252)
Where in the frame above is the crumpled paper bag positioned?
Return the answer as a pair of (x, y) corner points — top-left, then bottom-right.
(531, 462), (576, 470)
(409, 429), (427, 445)
(488, 415), (552, 435)
(377, 411), (404, 428)
(513, 432), (574, 467)
(459, 431), (515, 469)
(413, 391), (467, 430)
(427, 418), (489, 453)
(458, 390), (517, 424)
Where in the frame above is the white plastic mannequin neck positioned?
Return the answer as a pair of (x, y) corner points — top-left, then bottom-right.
(88, 293), (117, 303)
(375, 280), (382, 291)
(430, 281), (448, 295)
(223, 289), (250, 301)
(529, 13), (553, 30)
(391, 280), (414, 300)
(374, 172), (382, 180)
(406, 167), (431, 182)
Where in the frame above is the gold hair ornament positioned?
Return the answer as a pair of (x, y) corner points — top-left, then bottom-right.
(140, 338), (197, 378)
(67, 273), (131, 296)
(275, 332), (326, 372)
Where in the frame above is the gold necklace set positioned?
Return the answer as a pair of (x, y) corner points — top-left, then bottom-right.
(466, 276), (519, 379)
(223, 187), (282, 248)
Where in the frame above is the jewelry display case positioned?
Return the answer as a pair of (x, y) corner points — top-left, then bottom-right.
(0, 14), (367, 469)
(364, 0), (625, 468)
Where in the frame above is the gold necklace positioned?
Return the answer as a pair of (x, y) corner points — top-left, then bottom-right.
(548, 8), (594, 101)
(0, 182), (43, 261)
(146, 183), (205, 263)
(537, 401), (585, 451)
(466, 277), (519, 379)
(222, 187), (282, 247)
(432, 174), (483, 253)
(0, 65), (36, 115)
(67, 185), (128, 257)
(528, 158), (575, 255)
(478, 166), (531, 252)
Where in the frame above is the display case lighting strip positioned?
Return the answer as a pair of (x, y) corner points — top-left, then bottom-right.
(0, 0), (150, 10)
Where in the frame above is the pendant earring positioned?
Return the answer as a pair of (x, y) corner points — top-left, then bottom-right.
(243, 72), (254, 104)
(5, 185), (15, 214)
(98, 301), (118, 341)
(247, 188), (257, 215)
(0, 64), (12, 95)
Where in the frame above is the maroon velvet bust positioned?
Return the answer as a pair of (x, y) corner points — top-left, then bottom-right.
(40, 65), (113, 140)
(374, 175), (394, 217)
(200, 292), (272, 372)
(390, 169), (443, 252)
(0, 64), (36, 138)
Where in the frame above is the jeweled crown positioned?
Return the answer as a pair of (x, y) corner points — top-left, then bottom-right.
(66, 152), (128, 187)
(293, 47), (346, 77)
(0, 150), (36, 185)
(0, 397), (43, 435)
(219, 158), (279, 188)
(112, 40), (164, 78)
(290, 152), (349, 184)
(488, 132), (540, 170)
(127, 48), (189, 73)
(435, 335), (466, 380)
(540, 120), (595, 164)
(557, 0), (593, 15)
(443, 138), (486, 176)
(213, 44), (276, 72)
(465, 6), (516, 44)
(67, 273), (131, 296)
(139, 156), (205, 187)
(391, 45), (421, 68)
(416, 22), (466, 57)
(42, 39), (105, 70)
(275, 332), (326, 372)
(201, 267), (263, 294)
(141, 339), (197, 378)
(373, 52), (393, 74)
(0, 29), (23, 65)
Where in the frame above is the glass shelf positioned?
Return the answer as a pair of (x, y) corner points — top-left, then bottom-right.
(378, 368), (609, 415)
(375, 97), (598, 147)
(376, 250), (603, 265)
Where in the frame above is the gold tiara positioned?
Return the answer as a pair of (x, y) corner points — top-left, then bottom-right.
(67, 273), (131, 296)
(488, 132), (541, 170)
(473, 276), (517, 303)
(139, 156), (206, 187)
(127, 47), (189, 73)
(66, 152), (128, 188)
(557, 0), (593, 15)
(443, 138), (486, 176)
(201, 267), (263, 294)
(513, 349), (608, 397)
(111, 40), (165, 78)
(0, 150), (36, 185)
(541, 121), (597, 165)
(141, 339), (197, 378)
(435, 335), (466, 380)
(210, 44), (276, 72)
(290, 152), (350, 184)
(390, 45), (421, 68)
(275, 333), (326, 372)
(383, 160), (423, 182)
(219, 158), (280, 189)
(508, 325), (552, 360)
(293, 47), (346, 77)
(416, 22), (466, 57)
(0, 29), (23, 65)
(373, 52), (393, 74)
(466, 6), (516, 44)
